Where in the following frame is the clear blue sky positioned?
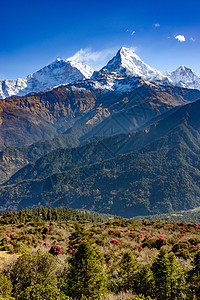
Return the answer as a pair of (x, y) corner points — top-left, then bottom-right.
(1, 0), (200, 79)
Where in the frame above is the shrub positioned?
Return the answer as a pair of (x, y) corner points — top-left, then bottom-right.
(132, 295), (155, 300)
(18, 284), (70, 300)
(49, 245), (63, 255)
(110, 239), (121, 246)
(43, 242), (51, 249)
(43, 227), (50, 234)
(0, 273), (13, 299)
(9, 251), (57, 295)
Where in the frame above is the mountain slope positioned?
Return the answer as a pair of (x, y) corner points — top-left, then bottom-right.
(1, 99), (200, 216)
(0, 59), (95, 99)
(0, 85), (102, 150)
(1, 82), (200, 184)
(3, 105), (185, 186)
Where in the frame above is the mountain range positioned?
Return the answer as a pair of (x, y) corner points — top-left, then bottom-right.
(1, 47), (200, 99)
(1, 47), (200, 217)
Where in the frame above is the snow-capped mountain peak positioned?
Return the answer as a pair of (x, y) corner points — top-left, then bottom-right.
(0, 58), (95, 99)
(99, 47), (165, 81)
(96, 47), (200, 90)
(168, 65), (200, 90)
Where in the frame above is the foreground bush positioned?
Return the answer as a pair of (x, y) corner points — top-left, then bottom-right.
(8, 251), (57, 296)
(18, 284), (70, 300)
(0, 273), (13, 300)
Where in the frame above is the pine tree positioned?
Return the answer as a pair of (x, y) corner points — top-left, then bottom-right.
(118, 250), (139, 292)
(135, 264), (154, 297)
(64, 240), (106, 299)
(187, 251), (200, 299)
(151, 248), (185, 300)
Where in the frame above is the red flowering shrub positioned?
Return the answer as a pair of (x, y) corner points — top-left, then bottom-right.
(6, 233), (12, 237)
(110, 238), (121, 246)
(158, 235), (164, 239)
(43, 227), (50, 234)
(12, 227), (18, 230)
(49, 245), (63, 255)
(67, 246), (77, 254)
(43, 242), (51, 249)
(109, 230), (123, 237)
(178, 222), (186, 227)
(139, 233), (144, 238)
(142, 236), (167, 250)
(155, 236), (167, 249)
(135, 244), (142, 252)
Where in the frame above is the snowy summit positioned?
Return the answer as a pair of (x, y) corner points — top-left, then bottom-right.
(0, 59), (95, 99)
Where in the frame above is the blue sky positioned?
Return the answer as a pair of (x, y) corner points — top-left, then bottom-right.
(1, 0), (200, 79)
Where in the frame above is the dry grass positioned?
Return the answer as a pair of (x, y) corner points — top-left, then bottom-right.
(102, 290), (134, 300)
(0, 251), (18, 271)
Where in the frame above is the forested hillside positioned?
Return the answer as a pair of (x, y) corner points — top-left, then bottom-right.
(2, 99), (200, 216)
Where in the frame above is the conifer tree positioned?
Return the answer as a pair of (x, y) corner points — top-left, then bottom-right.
(135, 264), (154, 297)
(118, 250), (139, 292)
(64, 240), (106, 299)
(151, 248), (185, 300)
(187, 250), (200, 299)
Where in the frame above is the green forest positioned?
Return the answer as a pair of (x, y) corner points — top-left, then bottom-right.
(1, 207), (200, 299)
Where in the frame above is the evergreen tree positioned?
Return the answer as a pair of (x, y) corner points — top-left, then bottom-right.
(118, 250), (139, 292)
(151, 248), (185, 300)
(64, 240), (106, 299)
(187, 251), (200, 299)
(135, 264), (154, 297)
